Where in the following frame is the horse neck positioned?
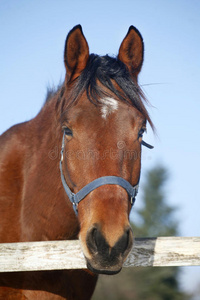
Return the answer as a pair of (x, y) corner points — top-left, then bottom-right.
(22, 98), (79, 241)
(24, 96), (63, 179)
(32, 97), (61, 150)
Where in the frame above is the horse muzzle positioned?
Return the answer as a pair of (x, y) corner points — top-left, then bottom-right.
(84, 224), (134, 275)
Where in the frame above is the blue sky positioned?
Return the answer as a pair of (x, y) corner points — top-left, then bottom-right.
(0, 0), (200, 295)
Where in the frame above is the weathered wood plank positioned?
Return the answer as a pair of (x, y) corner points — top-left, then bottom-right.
(0, 237), (199, 272)
(0, 240), (86, 272)
(124, 237), (200, 267)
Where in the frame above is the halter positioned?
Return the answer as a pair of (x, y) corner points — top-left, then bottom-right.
(59, 134), (153, 215)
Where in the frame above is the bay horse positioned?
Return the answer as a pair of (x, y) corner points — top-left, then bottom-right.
(0, 25), (153, 299)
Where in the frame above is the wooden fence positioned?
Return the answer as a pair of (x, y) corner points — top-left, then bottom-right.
(0, 237), (199, 273)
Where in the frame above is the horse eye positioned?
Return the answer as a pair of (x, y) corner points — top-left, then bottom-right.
(63, 127), (73, 136)
(138, 128), (146, 139)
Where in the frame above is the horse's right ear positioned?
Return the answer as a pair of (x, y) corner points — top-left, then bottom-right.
(64, 25), (89, 82)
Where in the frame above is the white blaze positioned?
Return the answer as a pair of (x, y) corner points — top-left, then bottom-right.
(101, 97), (118, 119)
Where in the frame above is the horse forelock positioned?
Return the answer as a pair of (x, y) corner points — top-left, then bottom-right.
(46, 54), (153, 129)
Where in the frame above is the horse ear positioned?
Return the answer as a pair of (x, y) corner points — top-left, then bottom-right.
(118, 26), (144, 80)
(64, 25), (89, 82)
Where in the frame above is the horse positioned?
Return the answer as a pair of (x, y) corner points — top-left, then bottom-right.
(0, 25), (153, 299)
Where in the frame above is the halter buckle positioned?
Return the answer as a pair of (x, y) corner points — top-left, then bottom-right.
(72, 194), (79, 215)
(130, 196), (135, 206)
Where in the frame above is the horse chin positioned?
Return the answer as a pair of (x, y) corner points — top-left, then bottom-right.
(86, 260), (122, 275)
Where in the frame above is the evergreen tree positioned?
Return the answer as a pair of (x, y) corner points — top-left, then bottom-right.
(92, 165), (190, 300)
(134, 166), (177, 238)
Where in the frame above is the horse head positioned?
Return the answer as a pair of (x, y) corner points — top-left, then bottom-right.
(59, 25), (153, 274)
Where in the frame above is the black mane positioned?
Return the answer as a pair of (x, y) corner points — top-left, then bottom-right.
(47, 54), (153, 128)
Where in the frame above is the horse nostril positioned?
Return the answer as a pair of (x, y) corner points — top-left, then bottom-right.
(86, 226), (99, 254)
(113, 227), (133, 255)
(86, 226), (109, 255)
(91, 227), (98, 250)
(92, 227), (104, 249)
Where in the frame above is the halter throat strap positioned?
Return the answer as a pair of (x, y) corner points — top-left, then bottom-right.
(59, 134), (139, 215)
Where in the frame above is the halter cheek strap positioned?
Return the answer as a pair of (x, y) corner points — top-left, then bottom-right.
(59, 134), (139, 215)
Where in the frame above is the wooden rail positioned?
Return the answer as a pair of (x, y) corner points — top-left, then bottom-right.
(0, 237), (199, 272)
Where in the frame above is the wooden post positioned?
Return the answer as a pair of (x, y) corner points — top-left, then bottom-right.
(0, 237), (199, 272)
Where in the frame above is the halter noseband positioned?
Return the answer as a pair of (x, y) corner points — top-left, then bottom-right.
(59, 134), (139, 215)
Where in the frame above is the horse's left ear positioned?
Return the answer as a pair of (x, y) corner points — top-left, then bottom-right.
(64, 25), (89, 82)
(118, 26), (144, 80)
